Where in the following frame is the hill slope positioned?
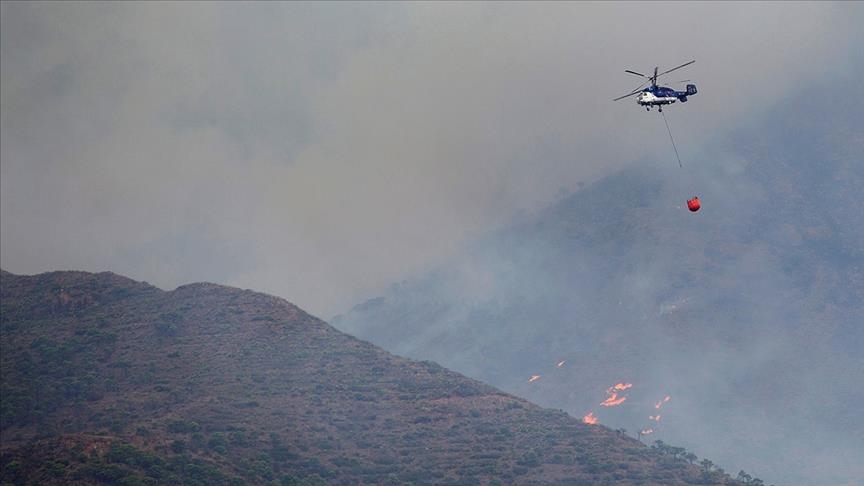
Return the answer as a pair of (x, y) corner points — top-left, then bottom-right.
(0, 270), (740, 485)
(332, 81), (864, 486)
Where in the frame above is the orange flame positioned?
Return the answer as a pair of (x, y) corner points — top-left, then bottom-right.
(640, 428), (654, 435)
(600, 382), (632, 407)
(600, 393), (627, 407)
(528, 374), (541, 383)
(583, 412), (598, 425)
(556, 360), (566, 367)
(655, 395), (671, 409)
(649, 414), (661, 422)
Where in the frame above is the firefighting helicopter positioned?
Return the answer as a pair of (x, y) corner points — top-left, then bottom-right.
(613, 60), (697, 112)
(614, 60), (702, 212)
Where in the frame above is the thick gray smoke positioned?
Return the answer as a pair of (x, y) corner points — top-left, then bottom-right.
(2, 3), (861, 316)
(334, 74), (864, 485)
(3, 5), (863, 484)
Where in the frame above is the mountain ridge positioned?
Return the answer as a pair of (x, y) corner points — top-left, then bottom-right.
(1, 269), (742, 485)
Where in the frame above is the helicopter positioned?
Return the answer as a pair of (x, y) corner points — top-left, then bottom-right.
(614, 60), (697, 112)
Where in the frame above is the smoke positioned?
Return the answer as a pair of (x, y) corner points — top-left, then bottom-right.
(332, 69), (864, 485)
(3, 2), (862, 316)
(3, 4), (863, 484)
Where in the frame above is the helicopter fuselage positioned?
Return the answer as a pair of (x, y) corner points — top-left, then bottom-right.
(637, 84), (697, 109)
(637, 90), (677, 106)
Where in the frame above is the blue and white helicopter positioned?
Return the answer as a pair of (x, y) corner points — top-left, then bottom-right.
(614, 60), (697, 112)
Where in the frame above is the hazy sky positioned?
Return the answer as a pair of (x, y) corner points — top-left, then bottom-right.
(2, 2), (862, 317)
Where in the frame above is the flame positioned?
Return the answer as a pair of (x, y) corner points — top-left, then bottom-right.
(649, 414), (661, 422)
(655, 395), (671, 409)
(600, 382), (632, 407)
(583, 412), (598, 425)
(640, 428), (654, 436)
(556, 360), (566, 367)
(528, 375), (541, 383)
(600, 393), (627, 407)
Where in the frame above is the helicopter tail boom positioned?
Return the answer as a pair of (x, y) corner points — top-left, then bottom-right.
(677, 84), (698, 102)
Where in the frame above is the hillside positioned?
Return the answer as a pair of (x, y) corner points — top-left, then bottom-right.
(0, 270), (742, 485)
(332, 82), (864, 486)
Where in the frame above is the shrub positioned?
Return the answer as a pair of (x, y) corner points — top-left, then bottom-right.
(170, 440), (187, 454)
(167, 419), (200, 434)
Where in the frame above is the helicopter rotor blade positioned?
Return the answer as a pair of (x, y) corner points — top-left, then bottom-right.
(613, 92), (640, 101)
(613, 82), (648, 101)
(624, 70), (647, 78)
(657, 60), (695, 78)
(612, 92), (639, 101)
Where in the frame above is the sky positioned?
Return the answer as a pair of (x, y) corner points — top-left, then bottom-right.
(2, 2), (862, 317)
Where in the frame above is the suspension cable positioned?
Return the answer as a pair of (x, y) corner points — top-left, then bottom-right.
(661, 110), (683, 168)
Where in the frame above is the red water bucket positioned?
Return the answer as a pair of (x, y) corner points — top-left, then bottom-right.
(687, 197), (701, 212)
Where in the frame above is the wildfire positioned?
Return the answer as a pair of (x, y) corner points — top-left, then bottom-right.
(528, 374), (541, 383)
(600, 382), (632, 407)
(583, 412), (598, 425)
(649, 414), (661, 422)
(556, 360), (566, 367)
(655, 395), (671, 409)
(640, 428), (654, 436)
(600, 394), (627, 407)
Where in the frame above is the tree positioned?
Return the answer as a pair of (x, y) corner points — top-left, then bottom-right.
(170, 440), (186, 454)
